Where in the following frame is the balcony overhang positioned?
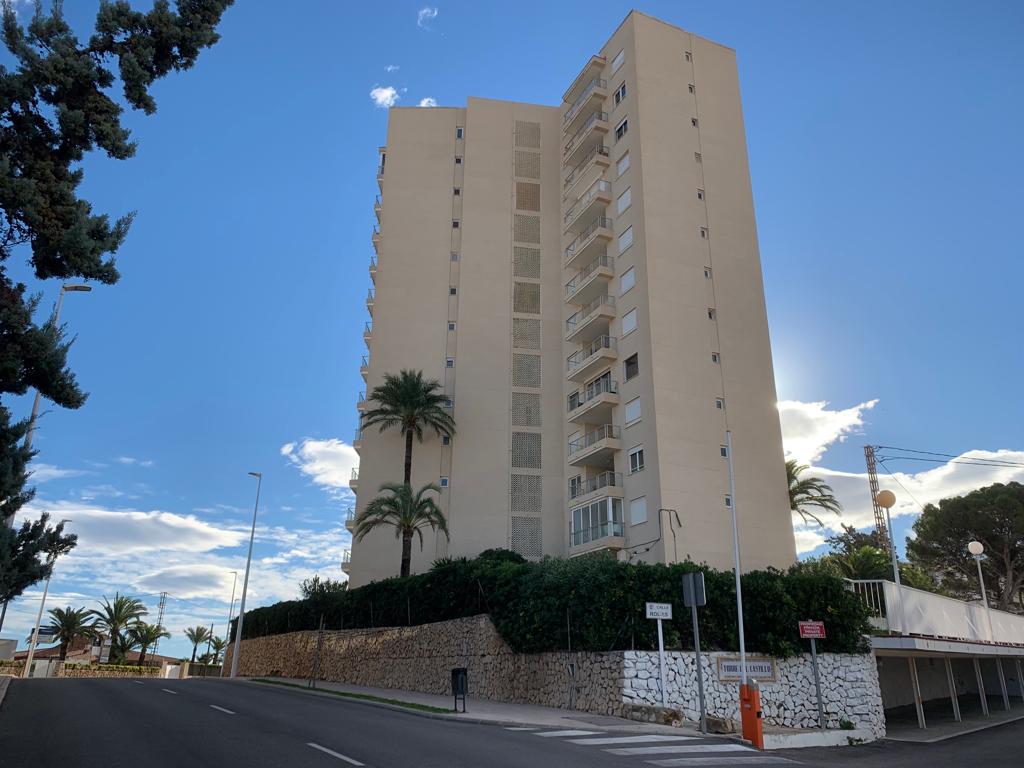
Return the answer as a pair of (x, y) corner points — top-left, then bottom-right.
(566, 347), (616, 383)
(563, 82), (608, 136)
(568, 391), (618, 425)
(564, 225), (613, 270)
(369, 261), (377, 284)
(563, 118), (609, 167)
(566, 304), (615, 345)
(344, 515), (356, 531)
(569, 534), (625, 559)
(564, 187), (612, 235)
(359, 363), (369, 381)
(568, 436), (621, 468)
(366, 295), (375, 315)
(562, 55), (607, 104)
(341, 560), (352, 574)
(564, 148), (611, 199)
(566, 263), (614, 306)
(356, 398), (369, 412)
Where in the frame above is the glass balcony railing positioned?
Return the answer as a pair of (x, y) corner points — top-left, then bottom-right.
(564, 145), (609, 191)
(357, 390), (366, 402)
(342, 549), (352, 564)
(563, 111), (608, 157)
(372, 225), (380, 236)
(568, 424), (620, 456)
(564, 217), (612, 262)
(565, 255), (614, 296)
(566, 335), (616, 373)
(569, 471), (623, 500)
(377, 164), (385, 176)
(566, 294), (615, 335)
(570, 520), (624, 547)
(351, 467), (359, 481)
(567, 379), (618, 413)
(564, 180), (612, 226)
(563, 77), (607, 125)
(353, 428), (362, 443)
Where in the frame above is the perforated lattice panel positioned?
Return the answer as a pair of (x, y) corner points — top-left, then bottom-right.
(513, 214), (540, 244)
(512, 318), (541, 350)
(513, 247), (541, 279)
(512, 354), (542, 387)
(511, 431), (542, 469)
(513, 282), (541, 315)
(515, 182), (541, 212)
(510, 474), (542, 513)
(511, 392), (542, 427)
(510, 516), (543, 559)
(514, 150), (541, 179)
(514, 121), (541, 149)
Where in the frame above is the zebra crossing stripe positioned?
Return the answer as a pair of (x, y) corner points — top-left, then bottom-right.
(646, 757), (797, 766)
(504, 727), (539, 731)
(533, 730), (604, 737)
(567, 735), (697, 745)
(606, 744), (752, 755)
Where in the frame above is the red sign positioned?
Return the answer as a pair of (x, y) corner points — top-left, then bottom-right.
(799, 621), (826, 639)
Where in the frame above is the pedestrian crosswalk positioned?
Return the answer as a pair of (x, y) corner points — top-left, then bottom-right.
(505, 727), (799, 766)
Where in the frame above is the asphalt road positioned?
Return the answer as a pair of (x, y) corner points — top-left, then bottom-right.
(0, 678), (1020, 768)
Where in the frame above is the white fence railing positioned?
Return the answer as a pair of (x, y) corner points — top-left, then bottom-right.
(848, 579), (1024, 646)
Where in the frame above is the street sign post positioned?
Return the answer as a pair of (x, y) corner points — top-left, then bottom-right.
(646, 602), (672, 708)
(799, 620), (827, 729)
(682, 572), (707, 733)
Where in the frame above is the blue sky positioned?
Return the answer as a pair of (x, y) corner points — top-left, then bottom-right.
(4, 1), (1023, 658)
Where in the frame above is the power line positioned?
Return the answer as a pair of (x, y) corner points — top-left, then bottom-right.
(876, 455), (1024, 469)
(875, 445), (1024, 468)
(877, 459), (928, 514)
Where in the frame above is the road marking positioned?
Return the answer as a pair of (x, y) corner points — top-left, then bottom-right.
(209, 705), (236, 715)
(568, 735), (696, 745)
(607, 744), (752, 755)
(533, 730), (604, 737)
(647, 758), (796, 766)
(131, 681), (144, 685)
(161, 689), (178, 695)
(307, 742), (364, 765)
(505, 727), (539, 731)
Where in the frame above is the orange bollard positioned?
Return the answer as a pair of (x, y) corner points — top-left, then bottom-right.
(739, 682), (764, 750)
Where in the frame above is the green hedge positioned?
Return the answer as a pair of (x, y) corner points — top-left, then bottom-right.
(237, 554), (871, 657)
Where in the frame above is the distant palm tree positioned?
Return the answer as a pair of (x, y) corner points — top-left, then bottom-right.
(91, 593), (147, 663)
(361, 370), (455, 484)
(46, 606), (98, 661)
(354, 482), (449, 577)
(124, 623), (170, 667)
(829, 545), (892, 580)
(209, 636), (228, 665)
(184, 625), (211, 663)
(786, 459), (842, 526)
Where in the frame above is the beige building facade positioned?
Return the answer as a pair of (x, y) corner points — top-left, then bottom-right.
(345, 11), (796, 587)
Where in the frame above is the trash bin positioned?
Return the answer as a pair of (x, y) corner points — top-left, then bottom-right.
(451, 667), (468, 712)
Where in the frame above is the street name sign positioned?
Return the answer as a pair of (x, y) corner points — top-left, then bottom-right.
(645, 602), (673, 620)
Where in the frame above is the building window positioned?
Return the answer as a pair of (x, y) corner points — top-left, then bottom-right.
(697, 188), (704, 200)
(689, 84), (695, 94)
(440, 476), (450, 488)
(618, 225), (634, 254)
(691, 117), (699, 127)
(622, 307), (637, 336)
(630, 495), (647, 525)
(625, 397), (641, 425)
(450, 287), (458, 295)
(725, 495), (732, 508)
(617, 152), (630, 177)
(700, 227), (708, 239)
(446, 358), (455, 368)
(614, 118), (628, 142)
(456, 127), (464, 139)
(695, 152), (702, 163)
(715, 398), (724, 410)
(453, 187), (461, 196)
(451, 252), (460, 261)
(620, 266), (636, 295)
(720, 445), (729, 458)
(614, 82), (626, 106)
(685, 51), (692, 62)
(442, 435), (451, 446)
(624, 353), (639, 381)
(612, 49), (625, 73)
(704, 267), (712, 279)
(711, 352), (720, 363)
(617, 187), (631, 215)
(708, 308), (716, 320)
(453, 220), (460, 229)
(444, 398), (454, 408)
(448, 322), (456, 331)
(629, 446), (645, 474)
(455, 156), (463, 165)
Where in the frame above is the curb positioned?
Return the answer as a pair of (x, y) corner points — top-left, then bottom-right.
(0, 676), (12, 711)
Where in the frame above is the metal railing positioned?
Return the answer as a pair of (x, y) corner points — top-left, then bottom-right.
(564, 180), (612, 226)
(570, 520), (624, 547)
(372, 225), (380, 236)
(350, 467), (359, 481)
(564, 217), (612, 262)
(563, 145), (609, 191)
(563, 77), (607, 125)
(569, 470), (622, 500)
(568, 424), (620, 456)
(566, 335), (616, 373)
(357, 390), (366, 402)
(568, 378), (618, 413)
(566, 294), (614, 335)
(563, 111), (608, 157)
(565, 255), (614, 296)
(374, 195), (381, 206)
(364, 321), (372, 335)
(377, 164), (385, 176)
(353, 428), (362, 443)
(367, 288), (375, 302)
(360, 354), (368, 368)
(342, 550), (352, 564)
(369, 255), (377, 269)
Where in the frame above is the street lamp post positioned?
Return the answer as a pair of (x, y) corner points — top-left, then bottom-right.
(220, 570), (238, 677)
(230, 472), (262, 678)
(21, 518), (71, 678)
(968, 540), (994, 641)
(874, 490), (901, 588)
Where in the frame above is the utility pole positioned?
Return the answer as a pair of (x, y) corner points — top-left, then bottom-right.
(152, 592), (168, 656)
(864, 446), (890, 549)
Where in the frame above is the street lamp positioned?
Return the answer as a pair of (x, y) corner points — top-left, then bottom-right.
(875, 490), (901, 588)
(968, 540), (994, 641)
(22, 518), (72, 678)
(220, 570), (238, 677)
(230, 472), (262, 678)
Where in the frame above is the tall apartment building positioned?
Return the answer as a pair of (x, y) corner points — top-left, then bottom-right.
(344, 11), (796, 587)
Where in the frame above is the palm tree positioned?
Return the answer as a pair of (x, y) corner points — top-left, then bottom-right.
(354, 482), (449, 577)
(46, 606), (98, 661)
(361, 370), (455, 485)
(786, 459), (842, 526)
(209, 636), (228, 665)
(91, 593), (147, 663)
(184, 625), (211, 663)
(124, 622), (170, 667)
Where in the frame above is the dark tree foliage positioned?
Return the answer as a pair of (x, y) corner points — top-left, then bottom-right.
(0, 0), (232, 603)
(825, 524), (883, 557)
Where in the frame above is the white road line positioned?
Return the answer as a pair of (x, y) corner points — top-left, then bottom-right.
(607, 744), (752, 755)
(505, 727), (539, 731)
(209, 705), (236, 715)
(307, 742), (365, 765)
(161, 689), (178, 695)
(533, 730), (604, 737)
(568, 735), (696, 745)
(131, 681), (144, 685)
(646, 757), (796, 766)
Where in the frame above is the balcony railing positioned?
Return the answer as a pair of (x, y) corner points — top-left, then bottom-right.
(367, 288), (375, 302)
(353, 428), (362, 443)
(568, 378), (618, 413)
(564, 217), (612, 263)
(568, 424), (620, 456)
(360, 354), (368, 368)
(569, 470), (622, 500)
(563, 111), (608, 157)
(563, 145), (609, 191)
(566, 335), (616, 373)
(369, 255), (377, 269)
(376, 165), (385, 176)
(566, 255), (614, 296)
(563, 77), (607, 125)
(357, 390), (366, 402)
(342, 549), (352, 564)
(351, 467), (359, 481)
(566, 294), (614, 335)
(570, 520), (624, 548)
(372, 225), (380, 236)
(564, 180), (612, 226)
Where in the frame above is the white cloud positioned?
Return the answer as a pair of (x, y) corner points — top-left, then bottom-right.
(28, 463), (88, 483)
(384, 64), (400, 72)
(136, 565), (239, 600)
(369, 86), (399, 109)
(281, 438), (359, 496)
(778, 399), (877, 465)
(418, 97), (438, 108)
(116, 456), (154, 467)
(417, 6), (438, 28)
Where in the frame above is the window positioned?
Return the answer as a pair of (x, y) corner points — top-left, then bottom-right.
(715, 398), (724, 410)
(707, 308), (716, 320)
(455, 156), (463, 165)
(625, 397), (641, 424)
(450, 287), (458, 295)
(442, 435), (451, 446)
(614, 82), (626, 106)
(446, 358), (455, 368)
(725, 495), (732, 508)
(689, 84), (695, 94)
(444, 398), (454, 408)
(685, 51), (692, 62)
(618, 225), (634, 254)
(451, 252), (460, 261)
(711, 352), (720, 363)
(448, 322), (456, 331)
(620, 266), (636, 295)
(704, 266), (712, 279)
(453, 187), (461, 196)
(617, 152), (630, 177)
(452, 220), (460, 229)
(569, 474), (582, 498)
(622, 307), (638, 336)
(630, 495), (648, 525)
(700, 227), (708, 239)
(456, 127), (464, 139)
(691, 117), (699, 127)
(697, 188), (704, 200)
(617, 187), (632, 214)
(720, 445), (729, 458)
(614, 118), (628, 142)
(624, 353), (639, 381)
(612, 49), (625, 73)
(570, 497), (623, 546)
(629, 446), (645, 474)
(695, 152), (702, 163)
(440, 476), (450, 488)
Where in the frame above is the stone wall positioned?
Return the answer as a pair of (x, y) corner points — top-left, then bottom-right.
(621, 651), (885, 739)
(59, 664), (161, 678)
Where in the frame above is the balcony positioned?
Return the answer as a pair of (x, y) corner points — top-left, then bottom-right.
(563, 111), (609, 166)
(566, 335), (617, 382)
(344, 508), (355, 532)
(363, 321), (372, 344)
(568, 424), (621, 468)
(376, 164), (385, 190)
(564, 217), (613, 269)
(341, 549), (352, 574)
(563, 144), (610, 198)
(372, 225), (381, 253)
(569, 471), (623, 503)
(564, 180), (612, 234)
(374, 195), (381, 221)
(369, 255), (377, 284)
(359, 354), (368, 381)
(348, 467), (360, 493)
(569, 519), (625, 555)
(563, 77), (608, 132)
(356, 390), (369, 411)
(567, 378), (619, 425)
(565, 254), (614, 305)
(565, 294), (615, 344)
(353, 428), (363, 451)
(366, 288), (375, 315)
(563, 55), (606, 110)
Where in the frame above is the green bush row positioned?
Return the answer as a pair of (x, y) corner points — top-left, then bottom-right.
(237, 553), (872, 657)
